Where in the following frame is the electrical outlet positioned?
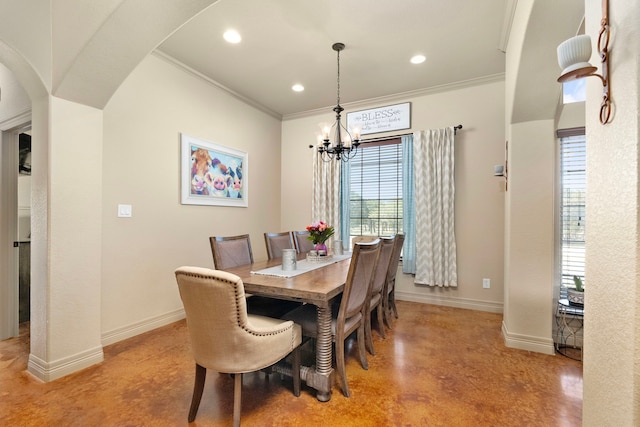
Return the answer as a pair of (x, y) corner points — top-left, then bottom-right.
(483, 278), (490, 289)
(117, 204), (132, 218)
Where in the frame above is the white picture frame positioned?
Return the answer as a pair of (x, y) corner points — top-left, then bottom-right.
(180, 133), (248, 207)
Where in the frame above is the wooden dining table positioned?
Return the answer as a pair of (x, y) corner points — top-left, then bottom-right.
(222, 254), (352, 402)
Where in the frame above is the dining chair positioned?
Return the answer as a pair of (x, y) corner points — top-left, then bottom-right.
(209, 234), (254, 269)
(383, 233), (405, 329)
(264, 231), (296, 260)
(283, 239), (381, 397)
(351, 235), (378, 246)
(210, 234), (300, 318)
(292, 230), (315, 254)
(364, 235), (396, 355)
(175, 266), (302, 426)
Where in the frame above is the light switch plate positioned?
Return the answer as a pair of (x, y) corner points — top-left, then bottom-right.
(117, 204), (132, 218)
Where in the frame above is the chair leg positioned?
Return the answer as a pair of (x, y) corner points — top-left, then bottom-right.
(384, 305), (394, 329)
(382, 296), (393, 329)
(376, 305), (387, 339)
(233, 372), (242, 427)
(390, 289), (399, 319)
(335, 338), (350, 397)
(292, 346), (301, 397)
(357, 323), (369, 371)
(188, 364), (207, 422)
(364, 309), (375, 355)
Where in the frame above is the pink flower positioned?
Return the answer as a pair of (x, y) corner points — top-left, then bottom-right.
(306, 221), (335, 244)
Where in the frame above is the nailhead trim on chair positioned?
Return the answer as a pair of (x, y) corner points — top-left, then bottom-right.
(178, 270), (295, 338)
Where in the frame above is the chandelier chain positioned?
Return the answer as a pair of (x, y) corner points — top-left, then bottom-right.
(336, 48), (341, 106)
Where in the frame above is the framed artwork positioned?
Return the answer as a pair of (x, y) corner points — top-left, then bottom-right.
(180, 133), (248, 207)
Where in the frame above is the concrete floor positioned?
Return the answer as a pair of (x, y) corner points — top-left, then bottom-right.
(0, 301), (582, 426)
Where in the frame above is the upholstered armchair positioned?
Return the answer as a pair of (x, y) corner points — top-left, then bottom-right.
(175, 266), (302, 426)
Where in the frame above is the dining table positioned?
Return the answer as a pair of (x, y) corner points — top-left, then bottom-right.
(221, 252), (353, 402)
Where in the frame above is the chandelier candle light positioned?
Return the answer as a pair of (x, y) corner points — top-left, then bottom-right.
(314, 43), (361, 162)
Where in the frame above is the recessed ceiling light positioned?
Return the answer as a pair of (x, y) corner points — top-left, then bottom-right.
(410, 54), (426, 64)
(292, 84), (305, 92)
(223, 30), (241, 44)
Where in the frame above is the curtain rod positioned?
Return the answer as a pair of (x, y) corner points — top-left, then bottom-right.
(360, 124), (463, 144)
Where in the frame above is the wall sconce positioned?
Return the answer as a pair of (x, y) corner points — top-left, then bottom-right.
(556, 0), (611, 124)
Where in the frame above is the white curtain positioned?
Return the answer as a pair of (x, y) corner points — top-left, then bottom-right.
(312, 149), (341, 238)
(413, 128), (457, 287)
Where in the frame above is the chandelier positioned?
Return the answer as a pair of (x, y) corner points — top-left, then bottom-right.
(315, 43), (361, 162)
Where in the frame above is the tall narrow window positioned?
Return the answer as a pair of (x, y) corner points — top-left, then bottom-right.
(348, 138), (403, 243)
(558, 128), (586, 289)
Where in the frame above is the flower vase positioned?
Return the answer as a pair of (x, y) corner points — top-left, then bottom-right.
(315, 243), (327, 252)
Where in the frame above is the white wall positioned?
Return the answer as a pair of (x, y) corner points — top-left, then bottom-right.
(100, 54), (283, 342)
(583, 0), (640, 424)
(501, 0), (571, 356)
(503, 119), (556, 354)
(282, 79), (506, 312)
(26, 97), (105, 381)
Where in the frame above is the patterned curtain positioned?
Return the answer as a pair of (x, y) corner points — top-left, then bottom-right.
(339, 157), (351, 244)
(312, 149), (341, 239)
(401, 134), (416, 274)
(413, 127), (457, 287)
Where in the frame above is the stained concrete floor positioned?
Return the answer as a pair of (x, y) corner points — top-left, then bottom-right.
(0, 301), (582, 426)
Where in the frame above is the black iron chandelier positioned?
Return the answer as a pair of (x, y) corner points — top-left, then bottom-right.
(315, 43), (361, 162)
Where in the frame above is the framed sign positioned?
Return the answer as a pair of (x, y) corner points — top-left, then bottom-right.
(180, 133), (248, 207)
(347, 102), (411, 136)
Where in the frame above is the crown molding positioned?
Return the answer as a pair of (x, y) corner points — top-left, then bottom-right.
(152, 50), (504, 124)
(0, 108), (31, 131)
(151, 50), (282, 120)
(283, 73), (505, 121)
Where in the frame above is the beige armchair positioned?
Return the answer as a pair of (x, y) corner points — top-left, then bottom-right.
(175, 266), (302, 426)
(283, 240), (381, 397)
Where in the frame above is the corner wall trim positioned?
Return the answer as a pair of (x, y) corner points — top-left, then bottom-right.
(501, 321), (556, 355)
(28, 345), (104, 382)
(101, 308), (186, 347)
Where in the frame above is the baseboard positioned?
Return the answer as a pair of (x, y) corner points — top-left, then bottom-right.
(501, 321), (555, 355)
(101, 308), (186, 347)
(28, 345), (104, 382)
(396, 290), (503, 313)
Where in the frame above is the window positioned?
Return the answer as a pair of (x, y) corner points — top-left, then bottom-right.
(562, 79), (586, 104)
(348, 138), (403, 243)
(558, 128), (586, 290)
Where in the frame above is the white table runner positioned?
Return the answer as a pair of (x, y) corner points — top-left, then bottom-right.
(251, 252), (352, 278)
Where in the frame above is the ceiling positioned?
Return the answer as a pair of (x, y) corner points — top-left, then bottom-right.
(157, 0), (510, 118)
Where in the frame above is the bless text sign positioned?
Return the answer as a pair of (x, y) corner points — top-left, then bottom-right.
(347, 102), (411, 136)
